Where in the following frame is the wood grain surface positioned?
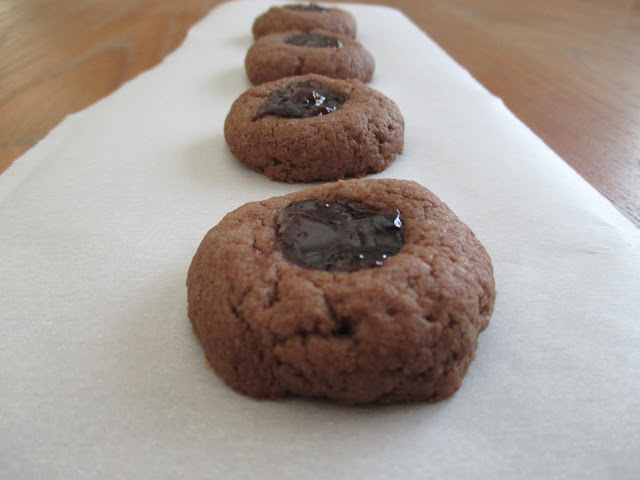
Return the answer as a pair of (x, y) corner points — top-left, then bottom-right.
(1, 0), (638, 226)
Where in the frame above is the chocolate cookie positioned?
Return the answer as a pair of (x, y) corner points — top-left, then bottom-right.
(223, 74), (404, 182)
(187, 179), (496, 404)
(252, 4), (357, 39)
(245, 29), (375, 85)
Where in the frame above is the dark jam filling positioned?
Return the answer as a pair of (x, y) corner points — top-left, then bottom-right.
(253, 80), (346, 120)
(284, 4), (328, 13)
(275, 199), (404, 272)
(285, 32), (343, 48)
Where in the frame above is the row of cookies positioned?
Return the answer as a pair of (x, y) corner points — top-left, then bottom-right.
(248, 4), (373, 84)
(225, 3), (404, 182)
(187, 3), (496, 404)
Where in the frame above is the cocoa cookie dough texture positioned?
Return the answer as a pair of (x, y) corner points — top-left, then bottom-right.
(224, 74), (404, 182)
(188, 5), (495, 405)
(187, 179), (496, 404)
(245, 29), (375, 84)
(252, 4), (357, 39)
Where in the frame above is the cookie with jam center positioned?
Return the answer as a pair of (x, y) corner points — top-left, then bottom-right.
(224, 74), (404, 182)
(187, 179), (496, 404)
(252, 4), (357, 40)
(245, 29), (375, 85)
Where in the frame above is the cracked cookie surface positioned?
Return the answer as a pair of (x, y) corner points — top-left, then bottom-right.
(245, 29), (374, 84)
(186, 179), (496, 404)
(224, 74), (404, 182)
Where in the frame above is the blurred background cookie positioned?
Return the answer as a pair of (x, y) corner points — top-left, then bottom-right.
(252, 4), (356, 39)
(224, 74), (404, 182)
(245, 29), (375, 84)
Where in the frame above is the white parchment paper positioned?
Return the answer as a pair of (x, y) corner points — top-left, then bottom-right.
(1, 1), (639, 478)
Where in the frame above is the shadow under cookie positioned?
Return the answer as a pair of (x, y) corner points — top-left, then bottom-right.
(223, 74), (404, 183)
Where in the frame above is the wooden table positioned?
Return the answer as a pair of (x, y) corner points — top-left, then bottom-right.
(1, 0), (638, 227)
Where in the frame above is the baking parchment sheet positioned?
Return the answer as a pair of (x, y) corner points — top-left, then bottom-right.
(1, 1), (639, 478)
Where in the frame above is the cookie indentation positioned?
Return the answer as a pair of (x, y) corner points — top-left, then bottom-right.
(275, 199), (403, 272)
(285, 32), (343, 48)
(284, 4), (328, 13)
(253, 80), (346, 120)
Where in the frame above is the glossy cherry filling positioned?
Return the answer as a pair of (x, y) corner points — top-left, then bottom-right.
(284, 4), (328, 13)
(253, 80), (346, 120)
(285, 32), (343, 48)
(275, 199), (404, 272)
